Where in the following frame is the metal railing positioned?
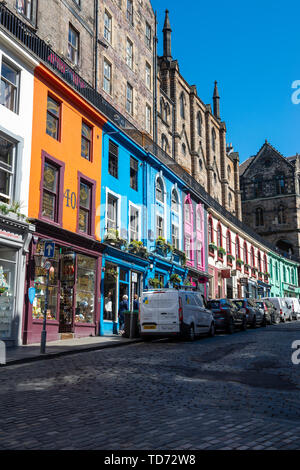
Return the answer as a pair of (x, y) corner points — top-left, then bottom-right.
(1, 2), (299, 264)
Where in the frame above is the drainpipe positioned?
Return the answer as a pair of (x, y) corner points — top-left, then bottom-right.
(153, 11), (158, 146)
(94, 0), (98, 91)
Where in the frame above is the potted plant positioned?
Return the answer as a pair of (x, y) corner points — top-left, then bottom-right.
(128, 240), (148, 258)
(105, 267), (118, 280)
(227, 254), (235, 261)
(104, 229), (127, 249)
(155, 237), (173, 256)
(236, 258), (244, 266)
(149, 278), (162, 289)
(244, 263), (251, 270)
(218, 247), (226, 255)
(170, 273), (182, 286)
(209, 243), (217, 252)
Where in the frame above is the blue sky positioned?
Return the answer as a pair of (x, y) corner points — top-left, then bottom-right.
(151, 0), (300, 163)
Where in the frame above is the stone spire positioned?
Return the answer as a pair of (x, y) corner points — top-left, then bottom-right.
(163, 9), (172, 61)
(213, 81), (220, 120)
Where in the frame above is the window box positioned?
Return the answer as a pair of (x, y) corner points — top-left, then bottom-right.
(104, 229), (127, 250)
(209, 243), (217, 256)
(155, 237), (173, 257)
(236, 258), (244, 271)
(148, 278), (162, 289)
(227, 253), (235, 266)
(128, 240), (148, 258)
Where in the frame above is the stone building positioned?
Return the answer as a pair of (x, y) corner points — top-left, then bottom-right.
(240, 141), (300, 259)
(156, 10), (242, 219)
(5, 0), (156, 136)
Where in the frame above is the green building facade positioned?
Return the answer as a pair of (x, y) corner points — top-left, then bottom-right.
(268, 251), (300, 298)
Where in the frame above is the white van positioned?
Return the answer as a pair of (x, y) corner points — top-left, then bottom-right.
(285, 298), (300, 320)
(262, 297), (291, 322)
(139, 289), (215, 341)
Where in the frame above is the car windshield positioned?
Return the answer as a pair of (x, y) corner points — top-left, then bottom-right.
(247, 299), (256, 307)
(207, 301), (220, 309)
(256, 302), (264, 308)
(233, 300), (243, 308)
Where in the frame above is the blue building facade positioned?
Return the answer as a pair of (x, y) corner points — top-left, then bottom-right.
(100, 121), (191, 335)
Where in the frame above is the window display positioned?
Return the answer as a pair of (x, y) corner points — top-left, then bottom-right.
(103, 262), (118, 322)
(0, 247), (17, 339)
(32, 242), (59, 321)
(75, 254), (96, 323)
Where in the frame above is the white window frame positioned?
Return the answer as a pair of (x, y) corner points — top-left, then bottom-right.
(126, 38), (133, 69)
(0, 135), (16, 204)
(104, 11), (112, 44)
(68, 24), (79, 65)
(103, 58), (112, 95)
(105, 188), (121, 237)
(129, 202), (141, 242)
(145, 22), (152, 49)
(145, 62), (151, 89)
(0, 57), (20, 114)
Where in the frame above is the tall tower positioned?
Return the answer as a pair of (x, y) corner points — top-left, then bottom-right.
(163, 9), (172, 61)
(213, 81), (221, 121)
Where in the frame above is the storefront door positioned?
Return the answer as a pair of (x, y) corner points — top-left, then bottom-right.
(131, 271), (141, 311)
(0, 246), (17, 341)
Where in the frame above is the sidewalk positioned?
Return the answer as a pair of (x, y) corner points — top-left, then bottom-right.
(1, 335), (142, 367)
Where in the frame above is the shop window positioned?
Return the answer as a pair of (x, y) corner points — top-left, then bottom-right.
(75, 254), (96, 324)
(0, 247), (17, 339)
(0, 59), (20, 114)
(32, 244), (60, 322)
(41, 160), (60, 222)
(108, 140), (118, 178)
(130, 157), (138, 191)
(0, 136), (15, 204)
(81, 121), (92, 161)
(78, 180), (92, 235)
(46, 95), (60, 140)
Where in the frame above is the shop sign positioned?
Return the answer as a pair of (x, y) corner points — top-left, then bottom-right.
(231, 270), (237, 277)
(44, 241), (55, 258)
(221, 269), (231, 279)
(240, 278), (248, 286)
(132, 272), (138, 283)
(28, 287), (36, 305)
(0, 229), (22, 242)
(257, 287), (264, 295)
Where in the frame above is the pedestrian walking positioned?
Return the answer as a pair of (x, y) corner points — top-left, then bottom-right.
(118, 294), (128, 333)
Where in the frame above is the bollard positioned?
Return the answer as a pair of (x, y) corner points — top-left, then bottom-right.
(0, 340), (6, 365)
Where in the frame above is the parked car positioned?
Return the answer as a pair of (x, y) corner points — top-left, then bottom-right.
(232, 298), (266, 328)
(287, 298), (300, 320)
(262, 297), (291, 322)
(139, 289), (215, 341)
(255, 299), (280, 324)
(284, 298), (295, 321)
(206, 299), (247, 333)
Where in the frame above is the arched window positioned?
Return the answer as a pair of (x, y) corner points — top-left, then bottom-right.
(236, 236), (241, 260)
(226, 230), (231, 254)
(171, 188), (179, 213)
(275, 174), (285, 195)
(254, 176), (263, 197)
(255, 207), (264, 226)
(156, 176), (164, 203)
(180, 92), (185, 119)
(212, 128), (216, 152)
(292, 269), (295, 285)
(264, 254), (268, 273)
(197, 112), (202, 137)
(199, 158), (203, 171)
(243, 242), (248, 265)
(196, 206), (202, 232)
(283, 267), (286, 282)
(161, 134), (169, 153)
(251, 247), (255, 267)
(228, 192), (232, 208)
(208, 217), (214, 244)
(182, 143), (186, 156)
(258, 251), (262, 273)
(227, 165), (231, 179)
(217, 223), (222, 247)
(275, 262), (279, 281)
(184, 199), (191, 223)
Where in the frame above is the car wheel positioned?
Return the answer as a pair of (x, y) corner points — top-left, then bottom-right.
(227, 317), (235, 334)
(209, 322), (215, 337)
(252, 316), (257, 329)
(188, 324), (195, 341)
(241, 317), (247, 331)
(275, 316), (280, 324)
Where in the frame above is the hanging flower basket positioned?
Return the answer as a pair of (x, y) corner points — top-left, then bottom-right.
(149, 278), (162, 289)
(128, 240), (148, 258)
(155, 237), (173, 256)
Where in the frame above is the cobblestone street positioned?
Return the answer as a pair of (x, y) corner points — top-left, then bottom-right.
(1, 322), (300, 450)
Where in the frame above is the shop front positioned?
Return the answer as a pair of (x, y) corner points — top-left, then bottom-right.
(282, 283), (300, 298)
(23, 223), (102, 344)
(0, 214), (35, 347)
(101, 244), (149, 335)
(185, 266), (210, 298)
(257, 280), (271, 298)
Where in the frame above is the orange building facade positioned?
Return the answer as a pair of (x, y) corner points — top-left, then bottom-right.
(22, 64), (106, 345)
